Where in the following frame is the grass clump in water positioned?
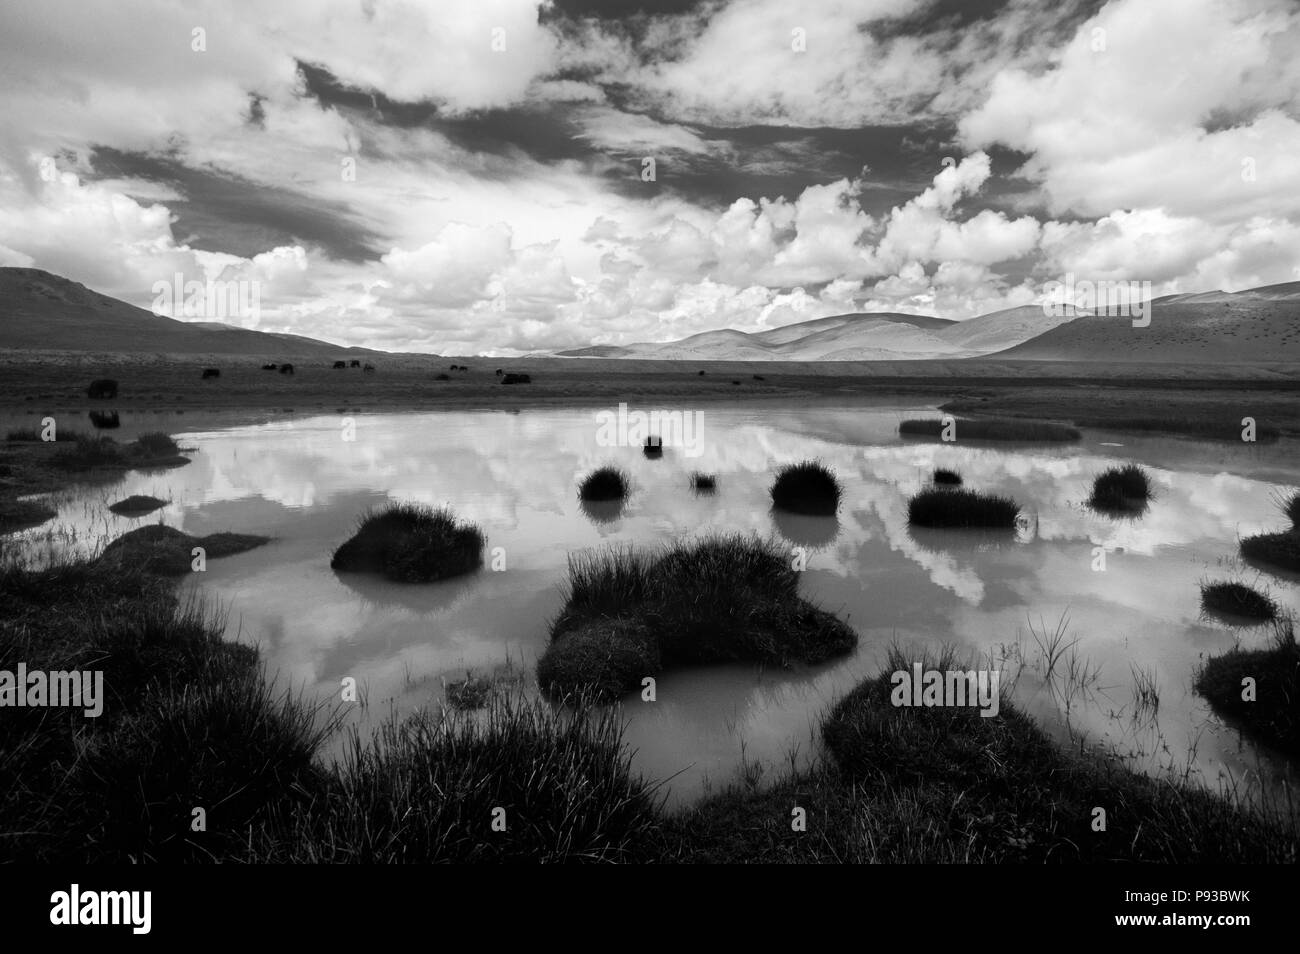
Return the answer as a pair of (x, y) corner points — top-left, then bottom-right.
(537, 535), (857, 702)
(578, 466), (629, 502)
(100, 525), (270, 575)
(1200, 580), (1277, 622)
(907, 487), (1019, 528)
(0, 499), (57, 534)
(1089, 464), (1153, 513)
(1195, 620), (1299, 757)
(643, 435), (663, 458)
(932, 468), (962, 486)
(900, 418), (1080, 442)
(331, 503), (484, 583)
(108, 495), (167, 516)
(1239, 530), (1300, 573)
(331, 503), (483, 583)
(770, 460), (840, 515)
(690, 472), (717, 492)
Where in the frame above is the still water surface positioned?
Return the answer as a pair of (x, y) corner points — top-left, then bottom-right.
(9, 399), (1299, 806)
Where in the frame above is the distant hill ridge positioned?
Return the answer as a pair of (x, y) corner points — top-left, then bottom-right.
(0, 268), (377, 356)
(554, 282), (1300, 363)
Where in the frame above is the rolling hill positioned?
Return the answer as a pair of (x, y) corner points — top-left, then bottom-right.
(554, 284), (1299, 363)
(0, 268), (376, 357)
(557, 304), (1084, 361)
(998, 283), (1300, 363)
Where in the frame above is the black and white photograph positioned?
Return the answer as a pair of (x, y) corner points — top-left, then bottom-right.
(0, 0), (1295, 925)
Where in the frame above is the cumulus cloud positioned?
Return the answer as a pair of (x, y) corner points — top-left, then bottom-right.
(0, 0), (1296, 353)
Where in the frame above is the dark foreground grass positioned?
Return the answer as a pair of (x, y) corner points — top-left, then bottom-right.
(537, 536), (857, 702)
(770, 460), (840, 515)
(0, 554), (656, 863)
(659, 646), (1297, 862)
(3, 549), (1293, 863)
(1195, 621), (1299, 758)
(251, 699), (661, 862)
(331, 502), (484, 583)
(908, 487), (1020, 528)
(100, 525), (269, 575)
(1089, 464), (1153, 513)
(0, 558), (329, 862)
(1240, 530), (1300, 573)
(900, 417), (1080, 442)
(1200, 580), (1277, 622)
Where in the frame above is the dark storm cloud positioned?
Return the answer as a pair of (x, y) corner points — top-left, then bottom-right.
(87, 147), (382, 262)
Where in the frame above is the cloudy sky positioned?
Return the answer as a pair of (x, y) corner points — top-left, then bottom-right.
(1, 0), (1298, 354)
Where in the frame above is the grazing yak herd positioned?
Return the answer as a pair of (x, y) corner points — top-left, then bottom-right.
(84, 360), (534, 399)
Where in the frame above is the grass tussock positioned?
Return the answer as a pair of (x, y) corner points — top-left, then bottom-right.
(933, 468), (962, 486)
(900, 417), (1080, 442)
(1283, 490), (1300, 529)
(660, 646), (1297, 862)
(1089, 464), (1153, 513)
(330, 502), (484, 583)
(537, 535), (857, 702)
(99, 525), (269, 575)
(1195, 620), (1299, 757)
(770, 460), (841, 516)
(51, 432), (186, 472)
(1240, 530), (1300, 573)
(1200, 580), (1277, 622)
(108, 495), (168, 516)
(578, 466), (629, 502)
(643, 435), (663, 458)
(0, 499), (57, 534)
(907, 487), (1020, 528)
(250, 699), (661, 862)
(690, 472), (716, 492)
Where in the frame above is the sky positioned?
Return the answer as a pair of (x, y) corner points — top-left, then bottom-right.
(1, 0), (1298, 355)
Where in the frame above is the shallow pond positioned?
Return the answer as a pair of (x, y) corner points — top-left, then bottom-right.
(6, 399), (1300, 807)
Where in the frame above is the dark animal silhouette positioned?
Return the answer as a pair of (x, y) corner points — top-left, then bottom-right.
(88, 410), (120, 429)
(202, 368), (221, 379)
(279, 363), (294, 375)
(87, 379), (118, 399)
(698, 370), (706, 376)
(435, 373), (451, 381)
(262, 363), (278, 370)
(350, 360), (361, 368)
(333, 360), (347, 369)
(495, 369), (503, 376)
(501, 372), (531, 385)
(752, 374), (766, 381)
(363, 363), (376, 372)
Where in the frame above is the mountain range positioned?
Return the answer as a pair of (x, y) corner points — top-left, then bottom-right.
(2, 267), (1297, 363)
(556, 283), (1300, 363)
